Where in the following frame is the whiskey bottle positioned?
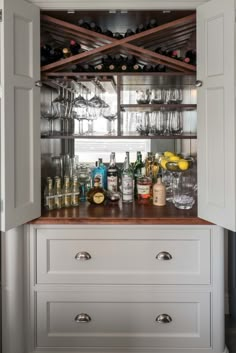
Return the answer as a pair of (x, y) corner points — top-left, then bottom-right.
(71, 175), (80, 206)
(44, 177), (55, 210)
(54, 176), (63, 209)
(62, 176), (71, 208)
(87, 177), (106, 205)
(107, 152), (119, 192)
(153, 177), (166, 206)
(121, 152), (134, 203)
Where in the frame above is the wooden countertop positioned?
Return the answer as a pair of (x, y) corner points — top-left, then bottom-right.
(30, 201), (212, 225)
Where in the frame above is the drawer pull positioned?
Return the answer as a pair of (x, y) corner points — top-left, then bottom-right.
(156, 251), (172, 260)
(75, 313), (91, 323)
(75, 251), (91, 260)
(156, 314), (172, 324)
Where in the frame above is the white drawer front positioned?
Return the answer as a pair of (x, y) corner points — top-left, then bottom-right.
(36, 289), (211, 349)
(36, 226), (211, 285)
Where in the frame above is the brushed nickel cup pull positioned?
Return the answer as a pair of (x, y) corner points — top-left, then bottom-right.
(74, 313), (91, 323)
(156, 251), (172, 260)
(75, 251), (91, 260)
(195, 80), (203, 87)
(156, 314), (172, 323)
(35, 80), (43, 87)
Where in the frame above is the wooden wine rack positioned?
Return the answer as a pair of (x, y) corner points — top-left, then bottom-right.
(41, 13), (196, 74)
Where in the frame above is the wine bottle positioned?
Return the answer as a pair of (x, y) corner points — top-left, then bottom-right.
(102, 54), (113, 67)
(135, 23), (146, 33)
(184, 49), (196, 65)
(82, 63), (95, 72)
(143, 64), (154, 72)
(126, 54), (137, 66)
(90, 21), (102, 33)
(69, 40), (81, 55)
(154, 64), (166, 72)
(78, 19), (91, 30)
(102, 28), (113, 38)
(41, 44), (52, 65)
(132, 64), (142, 72)
(146, 18), (158, 29)
(134, 151), (145, 198)
(124, 28), (135, 37)
(62, 47), (71, 58)
(94, 64), (104, 72)
(155, 47), (168, 56)
(113, 32), (123, 40)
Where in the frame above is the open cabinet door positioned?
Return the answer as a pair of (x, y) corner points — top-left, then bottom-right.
(0, 0), (40, 231)
(197, 0), (236, 231)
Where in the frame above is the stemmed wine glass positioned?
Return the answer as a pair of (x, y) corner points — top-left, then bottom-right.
(102, 106), (117, 135)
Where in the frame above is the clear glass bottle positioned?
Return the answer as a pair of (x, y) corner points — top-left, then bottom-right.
(62, 176), (71, 208)
(153, 177), (166, 206)
(107, 152), (119, 192)
(121, 152), (134, 203)
(44, 177), (55, 210)
(71, 175), (80, 206)
(87, 177), (106, 205)
(53, 176), (63, 209)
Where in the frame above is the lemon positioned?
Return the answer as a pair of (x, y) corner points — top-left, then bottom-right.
(160, 158), (168, 169)
(164, 151), (175, 158)
(168, 155), (181, 162)
(178, 159), (189, 171)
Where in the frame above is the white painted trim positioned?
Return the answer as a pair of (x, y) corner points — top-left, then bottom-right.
(26, 0), (209, 10)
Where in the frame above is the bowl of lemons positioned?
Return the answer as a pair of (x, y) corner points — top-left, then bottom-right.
(159, 151), (194, 173)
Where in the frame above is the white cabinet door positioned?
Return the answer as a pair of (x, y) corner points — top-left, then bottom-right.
(197, 0), (236, 231)
(0, 0), (40, 231)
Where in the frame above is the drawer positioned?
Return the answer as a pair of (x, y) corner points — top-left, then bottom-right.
(35, 226), (211, 285)
(36, 289), (211, 349)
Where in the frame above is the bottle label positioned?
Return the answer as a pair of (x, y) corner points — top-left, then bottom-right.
(93, 192), (105, 204)
(122, 176), (133, 201)
(137, 184), (151, 195)
(107, 176), (118, 192)
(94, 173), (104, 188)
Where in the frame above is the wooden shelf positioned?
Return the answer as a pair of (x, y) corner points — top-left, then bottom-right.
(41, 13), (196, 74)
(29, 202), (211, 226)
(121, 104), (197, 112)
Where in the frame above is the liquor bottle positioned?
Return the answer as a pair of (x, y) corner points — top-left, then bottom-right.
(62, 176), (71, 208)
(71, 175), (80, 206)
(125, 28), (135, 37)
(134, 151), (145, 198)
(153, 177), (166, 206)
(69, 40), (81, 55)
(102, 28), (113, 38)
(146, 18), (158, 29)
(44, 177), (55, 210)
(135, 23), (146, 33)
(145, 152), (154, 179)
(78, 19), (91, 30)
(107, 152), (119, 192)
(113, 32), (123, 40)
(121, 152), (134, 203)
(87, 177), (106, 205)
(54, 176), (63, 209)
(92, 159), (107, 189)
(90, 21), (102, 33)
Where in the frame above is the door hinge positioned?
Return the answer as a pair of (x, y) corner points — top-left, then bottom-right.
(0, 10), (2, 22)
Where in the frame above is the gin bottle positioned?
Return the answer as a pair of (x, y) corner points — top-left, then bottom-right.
(121, 152), (134, 203)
